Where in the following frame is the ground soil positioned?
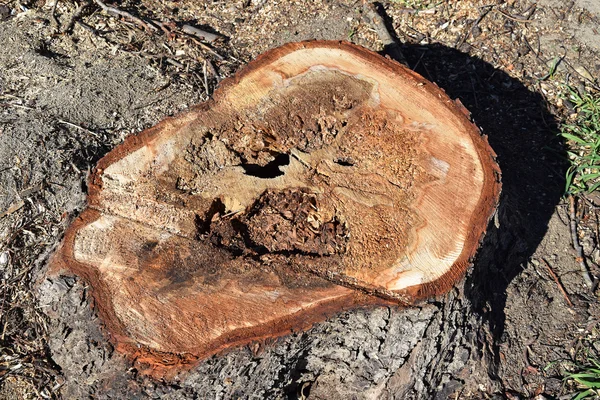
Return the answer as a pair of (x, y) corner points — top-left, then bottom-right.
(0, 0), (599, 399)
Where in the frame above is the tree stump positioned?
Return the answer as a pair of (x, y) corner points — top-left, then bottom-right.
(46, 41), (500, 380)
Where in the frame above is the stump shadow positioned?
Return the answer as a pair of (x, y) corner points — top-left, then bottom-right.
(388, 44), (566, 342)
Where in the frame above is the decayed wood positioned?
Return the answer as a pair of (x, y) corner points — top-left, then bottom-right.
(47, 41), (501, 377)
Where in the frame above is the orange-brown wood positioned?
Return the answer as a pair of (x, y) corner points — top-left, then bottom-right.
(47, 41), (501, 377)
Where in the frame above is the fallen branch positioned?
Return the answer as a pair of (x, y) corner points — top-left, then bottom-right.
(540, 258), (573, 308)
(64, 0), (91, 34)
(363, 2), (407, 66)
(152, 19), (176, 39)
(79, 0), (225, 64)
(0, 102), (33, 110)
(92, 0), (157, 32)
(568, 195), (594, 287)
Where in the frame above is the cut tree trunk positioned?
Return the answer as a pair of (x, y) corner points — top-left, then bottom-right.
(46, 41), (500, 381)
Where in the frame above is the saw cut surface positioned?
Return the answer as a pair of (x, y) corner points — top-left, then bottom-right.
(48, 41), (500, 375)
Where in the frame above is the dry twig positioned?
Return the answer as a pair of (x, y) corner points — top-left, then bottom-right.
(181, 24), (221, 43)
(206, 59), (219, 82)
(494, 8), (534, 23)
(568, 195), (594, 287)
(165, 58), (184, 69)
(64, 0), (91, 34)
(58, 119), (99, 138)
(93, 0), (157, 32)
(540, 258), (574, 308)
(189, 37), (225, 61)
(396, 7), (435, 15)
(51, 0), (60, 30)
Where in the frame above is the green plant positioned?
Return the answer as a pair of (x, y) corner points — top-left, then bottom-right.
(542, 56), (563, 81)
(561, 87), (600, 194)
(545, 358), (600, 399)
(563, 358), (600, 399)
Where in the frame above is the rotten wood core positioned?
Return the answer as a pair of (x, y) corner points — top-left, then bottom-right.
(47, 41), (501, 377)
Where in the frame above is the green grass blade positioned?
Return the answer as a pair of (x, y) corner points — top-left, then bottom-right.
(573, 389), (594, 400)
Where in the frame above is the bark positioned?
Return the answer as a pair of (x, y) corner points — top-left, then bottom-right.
(39, 273), (501, 399)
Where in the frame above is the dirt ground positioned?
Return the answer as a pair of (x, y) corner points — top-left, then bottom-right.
(0, 0), (599, 398)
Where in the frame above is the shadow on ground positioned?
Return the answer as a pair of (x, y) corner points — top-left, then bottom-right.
(396, 43), (565, 349)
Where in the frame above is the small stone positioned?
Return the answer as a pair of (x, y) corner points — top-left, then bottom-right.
(458, 42), (472, 53)
(575, 66), (595, 82)
(518, 44), (530, 56)
(0, 251), (8, 267)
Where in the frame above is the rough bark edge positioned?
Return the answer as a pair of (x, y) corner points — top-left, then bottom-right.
(48, 211), (394, 378)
